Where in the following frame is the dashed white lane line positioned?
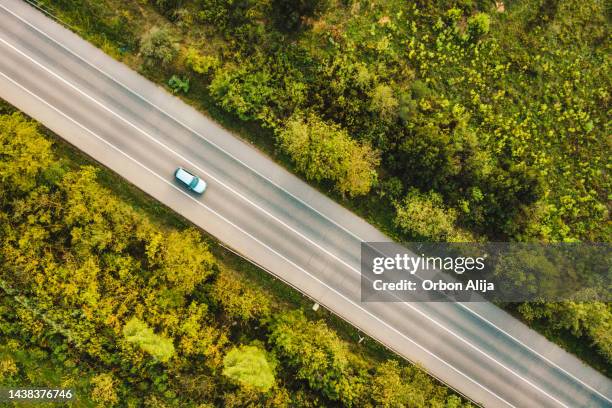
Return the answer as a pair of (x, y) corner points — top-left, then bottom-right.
(0, 68), (518, 408)
(0, 35), (576, 407)
(3, 5), (609, 405)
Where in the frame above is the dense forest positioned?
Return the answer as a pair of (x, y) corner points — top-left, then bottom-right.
(0, 103), (473, 406)
(34, 0), (611, 371)
(38, 0), (610, 241)
(131, 0), (608, 244)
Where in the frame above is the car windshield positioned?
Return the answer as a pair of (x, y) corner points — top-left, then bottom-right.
(189, 177), (199, 189)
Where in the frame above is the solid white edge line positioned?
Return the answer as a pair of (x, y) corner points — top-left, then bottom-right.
(0, 23), (596, 407)
(2, 0), (368, 245)
(0, 69), (517, 408)
(5, 4), (610, 404)
(0, 37), (361, 275)
(0, 36), (572, 407)
(457, 303), (611, 392)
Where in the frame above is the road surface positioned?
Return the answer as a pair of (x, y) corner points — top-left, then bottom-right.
(0, 0), (610, 406)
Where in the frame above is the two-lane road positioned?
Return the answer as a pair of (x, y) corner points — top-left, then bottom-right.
(0, 0), (610, 406)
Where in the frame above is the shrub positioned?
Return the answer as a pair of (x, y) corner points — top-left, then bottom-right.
(185, 48), (219, 75)
(209, 64), (276, 121)
(209, 268), (271, 321)
(168, 75), (190, 93)
(90, 373), (119, 405)
(277, 113), (379, 196)
(151, 0), (185, 15)
(467, 12), (490, 37)
(394, 189), (467, 242)
(409, 80), (432, 100)
(222, 345), (275, 392)
(446, 8), (463, 24)
(140, 27), (178, 67)
(123, 318), (175, 362)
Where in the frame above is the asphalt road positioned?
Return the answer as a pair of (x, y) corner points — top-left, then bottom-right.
(0, 1), (610, 406)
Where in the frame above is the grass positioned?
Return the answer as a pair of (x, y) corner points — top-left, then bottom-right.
(30, 104), (407, 367)
(17, 0), (612, 376)
(35, 0), (404, 240)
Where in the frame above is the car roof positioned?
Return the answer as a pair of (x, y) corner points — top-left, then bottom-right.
(175, 167), (194, 184)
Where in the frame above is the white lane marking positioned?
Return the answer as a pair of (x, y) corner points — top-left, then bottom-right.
(0, 37), (360, 274)
(3, 4), (609, 404)
(0, 41), (567, 408)
(213, 240), (485, 406)
(0, 34), (581, 408)
(0, 1), (367, 245)
(456, 304), (612, 402)
(0, 69), (516, 408)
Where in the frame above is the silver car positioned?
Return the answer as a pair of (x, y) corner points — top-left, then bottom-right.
(174, 167), (207, 194)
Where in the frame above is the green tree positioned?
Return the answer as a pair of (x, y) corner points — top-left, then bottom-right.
(140, 26), (178, 67)
(90, 373), (119, 406)
(122, 317), (175, 362)
(519, 299), (612, 363)
(394, 114), (481, 196)
(209, 268), (271, 321)
(209, 63), (277, 122)
(467, 12), (490, 38)
(185, 48), (219, 75)
(145, 228), (215, 295)
(278, 113), (379, 197)
(268, 311), (365, 405)
(369, 361), (411, 407)
(0, 113), (53, 192)
(394, 189), (472, 242)
(222, 345), (276, 392)
(60, 166), (141, 255)
(369, 84), (399, 122)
